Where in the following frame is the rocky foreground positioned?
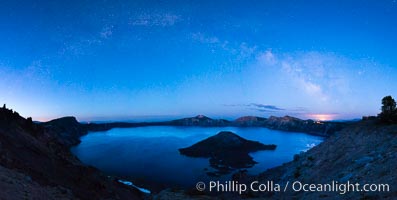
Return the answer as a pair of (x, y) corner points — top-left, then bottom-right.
(248, 119), (397, 199)
(153, 119), (396, 199)
(1, 105), (382, 200)
(0, 106), (143, 200)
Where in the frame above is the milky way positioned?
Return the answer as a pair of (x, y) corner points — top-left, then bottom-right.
(0, 0), (396, 121)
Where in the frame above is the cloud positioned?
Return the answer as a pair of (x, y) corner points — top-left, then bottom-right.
(250, 108), (277, 113)
(224, 103), (286, 112)
(223, 103), (311, 116)
(130, 13), (181, 27)
(249, 103), (285, 111)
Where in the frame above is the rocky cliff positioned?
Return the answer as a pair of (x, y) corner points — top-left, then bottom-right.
(42, 116), (88, 147)
(153, 120), (396, 200)
(0, 106), (142, 200)
(234, 119), (397, 199)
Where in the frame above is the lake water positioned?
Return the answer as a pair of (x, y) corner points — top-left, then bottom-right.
(71, 126), (323, 191)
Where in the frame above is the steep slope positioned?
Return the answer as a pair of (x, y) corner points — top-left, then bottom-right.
(42, 116), (88, 147)
(153, 120), (396, 199)
(0, 165), (76, 199)
(238, 119), (397, 199)
(0, 106), (142, 200)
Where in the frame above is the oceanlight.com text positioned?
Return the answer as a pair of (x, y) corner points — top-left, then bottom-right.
(196, 180), (390, 195)
(291, 181), (390, 194)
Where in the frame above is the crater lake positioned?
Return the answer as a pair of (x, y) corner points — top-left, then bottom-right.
(71, 126), (323, 191)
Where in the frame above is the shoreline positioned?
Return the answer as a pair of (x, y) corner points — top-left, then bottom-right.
(81, 115), (349, 137)
(70, 125), (327, 195)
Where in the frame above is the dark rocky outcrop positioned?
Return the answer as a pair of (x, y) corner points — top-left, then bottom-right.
(154, 120), (396, 199)
(0, 106), (142, 200)
(179, 131), (276, 175)
(42, 116), (88, 147)
(232, 119), (397, 199)
(0, 164), (76, 199)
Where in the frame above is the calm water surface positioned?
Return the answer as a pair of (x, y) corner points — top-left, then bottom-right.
(71, 126), (323, 190)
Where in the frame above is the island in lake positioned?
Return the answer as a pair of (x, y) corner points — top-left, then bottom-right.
(179, 131), (276, 176)
(1, 96), (396, 200)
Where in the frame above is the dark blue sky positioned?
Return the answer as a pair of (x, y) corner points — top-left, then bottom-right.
(1, 0), (397, 121)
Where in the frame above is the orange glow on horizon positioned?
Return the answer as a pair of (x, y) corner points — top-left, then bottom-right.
(30, 116), (54, 122)
(306, 114), (336, 121)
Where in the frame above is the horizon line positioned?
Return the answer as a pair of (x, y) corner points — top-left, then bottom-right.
(34, 113), (366, 123)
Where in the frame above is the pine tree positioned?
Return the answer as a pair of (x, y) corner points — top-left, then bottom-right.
(379, 96), (397, 123)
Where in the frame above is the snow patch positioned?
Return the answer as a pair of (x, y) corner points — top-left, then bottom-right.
(118, 180), (151, 194)
(306, 143), (316, 148)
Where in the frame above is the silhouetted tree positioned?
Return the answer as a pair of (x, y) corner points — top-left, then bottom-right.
(2, 104), (5, 109)
(379, 95), (397, 123)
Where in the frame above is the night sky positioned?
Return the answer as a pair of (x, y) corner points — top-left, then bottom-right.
(1, 0), (397, 121)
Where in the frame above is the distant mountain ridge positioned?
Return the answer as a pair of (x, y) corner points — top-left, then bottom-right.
(169, 115), (231, 126)
(4, 105), (392, 200)
(84, 114), (348, 137)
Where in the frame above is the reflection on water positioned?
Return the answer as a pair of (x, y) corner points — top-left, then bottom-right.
(71, 126), (323, 190)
